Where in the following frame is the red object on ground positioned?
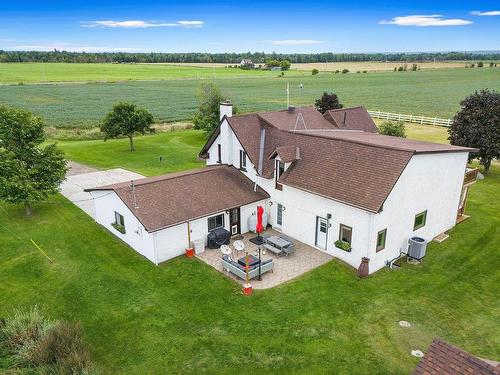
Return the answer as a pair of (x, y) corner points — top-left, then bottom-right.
(256, 206), (264, 234)
(185, 248), (195, 258)
(242, 283), (253, 296)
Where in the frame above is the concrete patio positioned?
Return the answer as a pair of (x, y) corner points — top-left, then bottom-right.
(196, 229), (333, 289)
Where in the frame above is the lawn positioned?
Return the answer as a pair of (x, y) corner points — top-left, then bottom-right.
(51, 130), (205, 176)
(1, 68), (498, 128)
(1, 162), (498, 374)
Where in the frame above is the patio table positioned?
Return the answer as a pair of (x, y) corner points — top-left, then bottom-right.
(238, 255), (260, 267)
(266, 235), (291, 250)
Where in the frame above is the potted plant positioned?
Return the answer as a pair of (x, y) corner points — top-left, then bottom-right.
(334, 240), (351, 252)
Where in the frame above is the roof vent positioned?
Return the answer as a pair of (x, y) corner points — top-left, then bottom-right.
(295, 146), (301, 160)
(288, 105), (295, 112)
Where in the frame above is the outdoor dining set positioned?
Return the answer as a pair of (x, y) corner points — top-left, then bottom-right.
(219, 233), (295, 281)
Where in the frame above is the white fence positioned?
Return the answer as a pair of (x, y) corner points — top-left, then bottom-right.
(368, 110), (452, 127)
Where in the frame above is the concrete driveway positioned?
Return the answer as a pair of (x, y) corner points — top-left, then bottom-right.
(61, 161), (144, 218)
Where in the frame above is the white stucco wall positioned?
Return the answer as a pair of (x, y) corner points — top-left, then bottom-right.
(206, 120), (470, 274)
(91, 187), (267, 265)
(90, 190), (156, 263)
(369, 152), (468, 272)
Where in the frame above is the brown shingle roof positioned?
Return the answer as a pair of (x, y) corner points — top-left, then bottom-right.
(258, 106), (336, 131)
(324, 106), (378, 133)
(414, 339), (500, 375)
(85, 165), (269, 232)
(268, 146), (299, 163)
(198, 107), (475, 212)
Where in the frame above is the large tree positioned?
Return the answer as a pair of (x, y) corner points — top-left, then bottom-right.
(448, 89), (500, 172)
(192, 82), (226, 134)
(101, 102), (154, 151)
(0, 106), (67, 216)
(314, 92), (343, 114)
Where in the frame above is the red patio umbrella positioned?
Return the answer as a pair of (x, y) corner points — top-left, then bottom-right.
(256, 205), (264, 235)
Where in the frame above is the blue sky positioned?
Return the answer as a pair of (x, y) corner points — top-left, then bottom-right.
(0, 0), (499, 53)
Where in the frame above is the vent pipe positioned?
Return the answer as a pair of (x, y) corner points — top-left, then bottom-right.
(343, 112), (347, 126)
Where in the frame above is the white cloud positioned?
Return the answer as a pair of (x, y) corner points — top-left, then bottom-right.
(80, 20), (204, 28)
(257, 39), (324, 46)
(379, 15), (472, 26)
(470, 10), (500, 16)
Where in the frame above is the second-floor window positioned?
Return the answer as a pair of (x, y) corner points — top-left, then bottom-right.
(217, 144), (222, 164)
(239, 150), (247, 171)
(275, 160), (285, 190)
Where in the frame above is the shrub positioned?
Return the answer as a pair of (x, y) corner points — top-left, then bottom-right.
(393, 67), (397, 72)
(470, 63), (475, 68)
(311, 68), (319, 75)
(334, 240), (351, 252)
(334, 70), (340, 74)
(397, 66), (404, 72)
(356, 71), (361, 74)
(411, 64), (418, 71)
(489, 62), (494, 68)
(341, 68), (349, 74)
(0, 306), (98, 374)
(378, 121), (406, 137)
(362, 70), (367, 73)
(477, 61), (484, 68)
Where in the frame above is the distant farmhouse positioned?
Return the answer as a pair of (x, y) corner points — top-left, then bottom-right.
(86, 103), (477, 275)
(240, 59), (254, 69)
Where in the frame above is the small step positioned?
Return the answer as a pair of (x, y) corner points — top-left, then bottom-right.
(433, 233), (449, 243)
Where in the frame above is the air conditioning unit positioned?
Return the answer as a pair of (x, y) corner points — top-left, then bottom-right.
(408, 236), (428, 260)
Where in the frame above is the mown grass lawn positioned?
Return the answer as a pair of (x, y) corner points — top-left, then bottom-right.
(1, 154), (499, 374)
(51, 130), (206, 176)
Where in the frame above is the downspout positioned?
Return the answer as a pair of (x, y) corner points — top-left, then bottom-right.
(255, 127), (266, 192)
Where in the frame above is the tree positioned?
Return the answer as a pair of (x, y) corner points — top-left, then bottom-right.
(477, 61), (484, 67)
(448, 89), (500, 172)
(280, 60), (291, 71)
(0, 106), (67, 216)
(101, 102), (154, 151)
(192, 82), (226, 134)
(378, 121), (406, 137)
(311, 68), (319, 75)
(314, 92), (343, 114)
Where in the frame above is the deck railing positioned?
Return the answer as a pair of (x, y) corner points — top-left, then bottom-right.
(464, 168), (479, 186)
(368, 110), (452, 127)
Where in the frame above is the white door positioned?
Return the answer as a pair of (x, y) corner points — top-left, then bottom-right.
(276, 203), (284, 228)
(315, 217), (328, 249)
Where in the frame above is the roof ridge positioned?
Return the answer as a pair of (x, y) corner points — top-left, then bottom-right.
(327, 106), (364, 113)
(128, 166), (223, 188)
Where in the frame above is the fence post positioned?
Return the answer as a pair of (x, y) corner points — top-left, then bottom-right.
(433, 117), (436, 125)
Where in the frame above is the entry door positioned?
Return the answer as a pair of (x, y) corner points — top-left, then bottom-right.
(315, 217), (328, 249)
(229, 208), (240, 235)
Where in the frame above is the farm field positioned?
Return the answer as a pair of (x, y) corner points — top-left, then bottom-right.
(1, 158), (498, 374)
(0, 62), (305, 84)
(1, 68), (499, 128)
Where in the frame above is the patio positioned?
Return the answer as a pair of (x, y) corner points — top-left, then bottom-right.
(196, 229), (333, 289)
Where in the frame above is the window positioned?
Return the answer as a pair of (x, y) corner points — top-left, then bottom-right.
(413, 210), (427, 230)
(339, 224), (352, 243)
(239, 150), (247, 171)
(275, 160), (285, 190)
(208, 214), (224, 231)
(217, 144), (222, 164)
(112, 211), (126, 234)
(115, 211), (125, 227)
(376, 229), (387, 252)
(276, 203), (283, 226)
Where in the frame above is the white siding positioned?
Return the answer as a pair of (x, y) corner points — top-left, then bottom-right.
(206, 120), (470, 275)
(90, 190), (156, 263)
(369, 152), (468, 272)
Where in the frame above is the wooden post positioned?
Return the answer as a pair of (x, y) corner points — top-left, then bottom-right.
(187, 221), (191, 247)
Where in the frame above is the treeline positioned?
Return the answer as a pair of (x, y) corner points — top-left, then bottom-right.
(1, 50), (499, 64)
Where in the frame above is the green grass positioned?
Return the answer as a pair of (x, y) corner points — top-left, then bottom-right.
(0, 68), (498, 128)
(1, 164), (498, 374)
(51, 130), (205, 176)
(373, 120), (450, 144)
(0, 63), (301, 83)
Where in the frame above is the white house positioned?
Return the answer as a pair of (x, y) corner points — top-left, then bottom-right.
(87, 102), (477, 275)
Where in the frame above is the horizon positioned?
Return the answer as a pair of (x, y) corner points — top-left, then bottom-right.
(1, 1), (499, 54)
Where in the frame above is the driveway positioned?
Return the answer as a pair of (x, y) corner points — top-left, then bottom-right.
(61, 161), (144, 218)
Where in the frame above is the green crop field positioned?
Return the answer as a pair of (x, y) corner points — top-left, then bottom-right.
(0, 62), (304, 83)
(0, 67), (498, 128)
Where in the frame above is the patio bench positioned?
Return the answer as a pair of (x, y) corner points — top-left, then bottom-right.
(221, 255), (274, 280)
(263, 243), (282, 255)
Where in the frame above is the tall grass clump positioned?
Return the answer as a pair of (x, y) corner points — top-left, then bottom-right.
(0, 306), (98, 374)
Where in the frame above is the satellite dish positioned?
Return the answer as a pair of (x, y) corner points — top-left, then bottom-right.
(233, 240), (245, 252)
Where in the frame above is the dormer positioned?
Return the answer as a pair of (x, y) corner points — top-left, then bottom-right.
(268, 146), (301, 191)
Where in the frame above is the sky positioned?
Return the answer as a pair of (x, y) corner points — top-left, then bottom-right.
(0, 0), (499, 53)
